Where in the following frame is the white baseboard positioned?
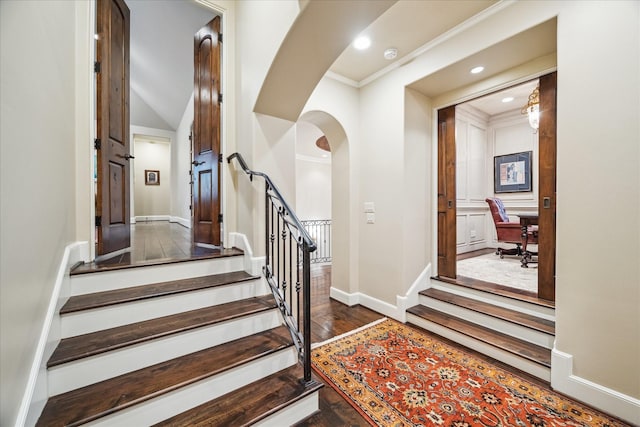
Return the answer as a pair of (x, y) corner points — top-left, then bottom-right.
(552, 348), (640, 425)
(19, 241), (90, 427)
(169, 216), (190, 229)
(329, 287), (401, 321)
(396, 264), (432, 322)
(330, 264), (433, 323)
(134, 215), (171, 223)
(228, 232), (265, 276)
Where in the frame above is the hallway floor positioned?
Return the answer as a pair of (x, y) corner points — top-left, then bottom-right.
(73, 222), (233, 274)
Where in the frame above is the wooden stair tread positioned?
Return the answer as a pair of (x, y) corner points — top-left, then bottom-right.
(435, 275), (555, 309)
(420, 288), (555, 334)
(61, 270), (257, 313)
(407, 305), (551, 367)
(37, 326), (293, 427)
(153, 365), (323, 427)
(70, 247), (245, 275)
(49, 295), (276, 367)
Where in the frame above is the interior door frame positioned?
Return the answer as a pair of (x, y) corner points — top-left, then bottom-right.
(82, 1), (235, 261)
(434, 71), (557, 300)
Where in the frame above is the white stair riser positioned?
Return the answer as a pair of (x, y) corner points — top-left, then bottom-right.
(70, 256), (245, 295)
(419, 295), (554, 349)
(61, 279), (268, 337)
(50, 310), (282, 396)
(431, 281), (555, 320)
(407, 314), (550, 382)
(253, 392), (319, 427)
(83, 347), (298, 427)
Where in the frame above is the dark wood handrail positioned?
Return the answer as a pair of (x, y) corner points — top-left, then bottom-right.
(227, 153), (316, 251)
(227, 152), (315, 383)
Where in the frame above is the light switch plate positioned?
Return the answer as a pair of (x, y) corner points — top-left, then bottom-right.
(364, 202), (375, 213)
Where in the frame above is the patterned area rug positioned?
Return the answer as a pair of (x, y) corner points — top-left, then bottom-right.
(457, 251), (537, 293)
(312, 319), (627, 427)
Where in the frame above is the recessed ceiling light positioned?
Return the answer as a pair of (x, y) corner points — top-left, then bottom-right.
(353, 36), (371, 50)
(502, 97), (514, 103)
(470, 66), (484, 74)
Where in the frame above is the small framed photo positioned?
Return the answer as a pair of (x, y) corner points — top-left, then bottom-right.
(145, 170), (160, 185)
(494, 151), (532, 193)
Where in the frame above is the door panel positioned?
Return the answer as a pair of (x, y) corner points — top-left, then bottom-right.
(538, 72), (557, 301)
(96, 0), (131, 255)
(193, 16), (221, 246)
(437, 106), (457, 279)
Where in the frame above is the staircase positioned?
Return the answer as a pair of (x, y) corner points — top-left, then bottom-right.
(407, 277), (554, 382)
(36, 250), (322, 426)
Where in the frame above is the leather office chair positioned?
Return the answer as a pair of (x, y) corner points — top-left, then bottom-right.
(486, 197), (538, 258)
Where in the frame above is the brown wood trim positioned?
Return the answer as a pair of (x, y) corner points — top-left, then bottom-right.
(37, 326), (293, 426)
(407, 305), (551, 367)
(420, 288), (555, 334)
(437, 106), (457, 279)
(537, 72), (557, 301)
(152, 365), (323, 426)
(50, 295), (276, 367)
(61, 271), (256, 314)
(434, 275), (555, 309)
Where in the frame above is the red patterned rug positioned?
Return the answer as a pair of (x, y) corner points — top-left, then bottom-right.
(311, 319), (627, 427)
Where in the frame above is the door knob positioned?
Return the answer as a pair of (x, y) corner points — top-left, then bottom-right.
(192, 160), (205, 166)
(124, 154), (135, 160)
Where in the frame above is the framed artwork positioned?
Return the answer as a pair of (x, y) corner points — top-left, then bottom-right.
(494, 151), (532, 193)
(145, 170), (160, 185)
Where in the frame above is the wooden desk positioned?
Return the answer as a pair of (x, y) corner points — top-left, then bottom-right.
(519, 213), (538, 268)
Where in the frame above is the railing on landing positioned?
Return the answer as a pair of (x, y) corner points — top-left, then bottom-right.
(227, 152), (316, 383)
(300, 220), (332, 264)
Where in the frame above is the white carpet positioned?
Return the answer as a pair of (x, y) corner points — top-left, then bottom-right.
(457, 250), (537, 293)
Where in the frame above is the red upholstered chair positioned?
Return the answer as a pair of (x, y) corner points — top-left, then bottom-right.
(486, 197), (538, 258)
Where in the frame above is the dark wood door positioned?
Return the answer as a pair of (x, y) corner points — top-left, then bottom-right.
(537, 72), (557, 301)
(192, 16), (221, 246)
(96, 0), (131, 255)
(437, 106), (457, 279)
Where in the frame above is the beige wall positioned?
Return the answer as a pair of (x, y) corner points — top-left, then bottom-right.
(553, 1), (639, 398)
(133, 139), (172, 217)
(0, 1), (78, 425)
(252, 0), (640, 410)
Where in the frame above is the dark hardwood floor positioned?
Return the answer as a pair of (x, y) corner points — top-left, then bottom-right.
(73, 222), (235, 274)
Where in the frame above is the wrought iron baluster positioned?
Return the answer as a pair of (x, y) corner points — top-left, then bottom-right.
(228, 153), (316, 383)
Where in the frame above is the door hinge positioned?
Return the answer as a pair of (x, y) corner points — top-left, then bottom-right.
(218, 214), (223, 223)
(218, 33), (222, 44)
(218, 93), (222, 104)
(189, 205), (192, 211)
(218, 153), (223, 163)
(94, 61), (101, 73)
(94, 138), (101, 150)
(95, 216), (102, 226)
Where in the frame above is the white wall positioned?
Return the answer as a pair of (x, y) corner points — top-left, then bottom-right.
(295, 156), (331, 220)
(233, 0), (301, 249)
(133, 139), (172, 218)
(296, 1), (640, 419)
(0, 2), (78, 425)
(172, 92), (194, 227)
(455, 104), (490, 253)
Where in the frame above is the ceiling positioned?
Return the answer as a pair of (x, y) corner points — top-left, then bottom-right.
(127, 1), (555, 135)
(127, 0), (216, 130)
(329, 0), (498, 83)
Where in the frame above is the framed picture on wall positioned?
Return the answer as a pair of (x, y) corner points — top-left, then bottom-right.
(145, 170), (160, 185)
(494, 151), (532, 193)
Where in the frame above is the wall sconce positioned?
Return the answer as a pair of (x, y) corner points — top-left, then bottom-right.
(521, 85), (540, 131)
